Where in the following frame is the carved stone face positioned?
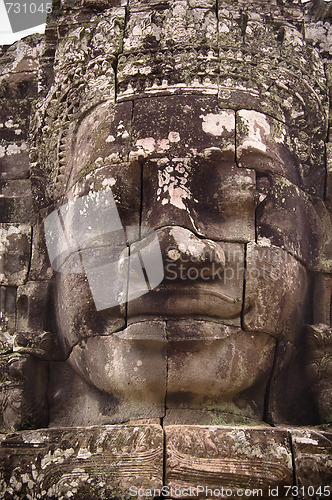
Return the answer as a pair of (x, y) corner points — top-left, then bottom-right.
(50, 93), (320, 424)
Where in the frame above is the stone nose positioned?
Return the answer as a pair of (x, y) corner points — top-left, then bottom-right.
(156, 226), (225, 279)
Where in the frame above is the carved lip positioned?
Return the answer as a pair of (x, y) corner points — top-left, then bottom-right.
(127, 285), (249, 320)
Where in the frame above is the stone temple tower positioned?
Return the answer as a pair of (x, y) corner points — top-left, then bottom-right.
(0, 0), (331, 497)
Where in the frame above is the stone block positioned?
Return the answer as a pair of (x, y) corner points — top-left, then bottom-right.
(0, 285), (16, 345)
(0, 72), (38, 100)
(165, 425), (293, 499)
(0, 224), (31, 286)
(0, 99), (32, 141)
(124, 2), (218, 52)
(165, 321), (275, 418)
(65, 100), (133, 188)
(0, 353), (48, 432)
(291, 429), (332, 497)
(0, 424), (163, 498)
(117, 46), (219, 97)
(67, 322), (167, 421)
(0, 151), (30, 180)
(244, 243), (308, 343)
(305, 325), (332, 424)
(0, 196), (34, 224)
(63, 161), (141, 239)
(236, 109), (325, 197)
(256, 176), (330, 270)
(16, 281), (53, 336)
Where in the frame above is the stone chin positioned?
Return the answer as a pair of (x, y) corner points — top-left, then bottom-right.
(67, 320), (276, 415)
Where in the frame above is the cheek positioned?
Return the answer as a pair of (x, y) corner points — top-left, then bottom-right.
(243, 243), (308, 342)
(54, 273), (125, 354)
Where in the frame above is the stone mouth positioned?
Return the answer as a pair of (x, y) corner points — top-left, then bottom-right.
(127, 284), (248, 321)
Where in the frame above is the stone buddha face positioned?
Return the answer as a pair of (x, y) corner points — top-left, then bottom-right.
(47, 90), (322, 425)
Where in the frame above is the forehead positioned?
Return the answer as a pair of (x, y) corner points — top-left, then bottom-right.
(70, 94), (303, 186)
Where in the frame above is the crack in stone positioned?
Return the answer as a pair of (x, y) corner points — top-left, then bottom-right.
(288, 430), (299, 500)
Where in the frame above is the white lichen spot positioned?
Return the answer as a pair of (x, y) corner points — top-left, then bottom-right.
(102, 178), (116, 187)
(77, 447), (92, 459)
(275, 127), (287, 144)
(219, 23), (230, 33)
(6, 144), (20, 155)
(135, 138), (156, 156)
(258, 237), (272, 247)
(168, 131), (181, 143)
(106, 135), (115, 143)
(167, 248), (181, 260)
(200, 111), (235, 136)
(157, 165), (191, 210)
(170, 226), (223, 263)
(239, 110), (271, 153)
(136, 360), (142, 366)
(158, 139), (170, 151)
(22, 431), (46, 444)
(294, 435), (319, 445)
(5, 120), (14, 128)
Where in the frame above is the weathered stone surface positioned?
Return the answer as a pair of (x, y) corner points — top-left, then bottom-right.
(0, 285), (16, 339)
(67, 322), (167, 422)
(64, 162), (141, 239)
(312, 274), (332, 325)
(0, 195), (34, 224)
(16, 281), (54, 336)
(0, 224), (31, 286)
(48, 360), (126, 427)
(65, 100), (133, 189)
(128, 237), (245, 325)
(291, 429), (332, 497)
(0, 424), (163, 499)
(0, 0), (330, 446)
(0, 151), (30, 180)
(54, 272), (126, 354)
(130, 97), (255, 241)
(31, 7), (126, 207)
(0, 100), (32, 142)
(166, 322), (275, 421)
(0, 353), (48, 432)
(165, 426), (293, 499)
(28, 222), (53, 282)
(326, 142), (332, 213)
(130, 95), (233, 160)
(244, 243), (308, 343)
(124, 1), (217, 51)
(306, 324), (332, 425)
(236, 109), (325, 197)
(256, 176), (331, 270)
